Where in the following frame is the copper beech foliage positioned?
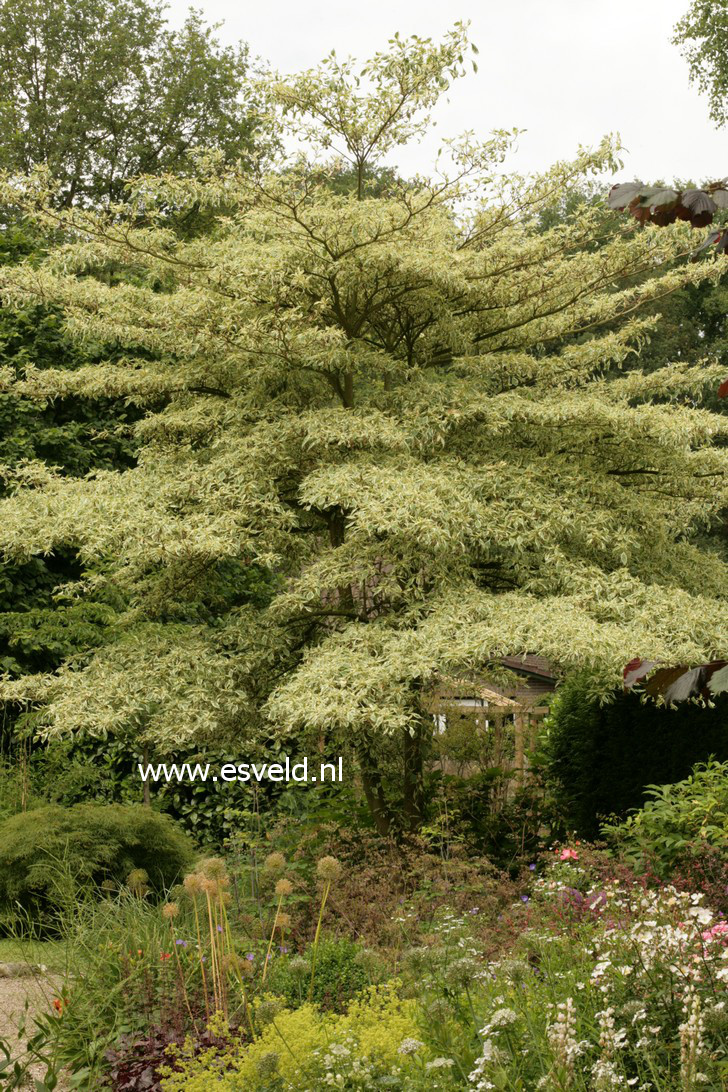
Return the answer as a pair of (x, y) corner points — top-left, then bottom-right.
(608, 180), (728, 233)
(623, 656), (728, 704)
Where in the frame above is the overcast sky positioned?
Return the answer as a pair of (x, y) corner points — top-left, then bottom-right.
(168, 0), (727, 185)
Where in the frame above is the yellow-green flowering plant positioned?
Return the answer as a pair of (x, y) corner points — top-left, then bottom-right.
(160, 984), (437, 1091)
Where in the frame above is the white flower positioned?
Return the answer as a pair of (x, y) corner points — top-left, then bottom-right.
(591, 1058), (622, 1089)
(487, 1007), (519, 1029)
(398, 1037), (424, 1056)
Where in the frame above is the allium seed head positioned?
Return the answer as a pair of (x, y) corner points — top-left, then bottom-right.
(316, 855), (343, 884)
(199, 857), (228, 882)
(289, 956), (309, 980)
(183, 872), (202, 896)
(127, 868), (149, 890)
(220, 953), (241, 974)
(256, 1052), (280, 1079)
(263, 852), (286, 876)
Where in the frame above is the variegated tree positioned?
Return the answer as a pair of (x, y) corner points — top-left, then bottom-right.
(0, 27), (726, 832)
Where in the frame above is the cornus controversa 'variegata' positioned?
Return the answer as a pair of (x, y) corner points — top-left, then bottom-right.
(0, 25), (726, 833)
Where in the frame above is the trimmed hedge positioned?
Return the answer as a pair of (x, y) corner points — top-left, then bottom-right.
(543, 676), (728, 837)
(0, 803), (195, 928)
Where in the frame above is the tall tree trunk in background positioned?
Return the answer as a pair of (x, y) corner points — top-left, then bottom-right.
(402, 718), (426, 831)
(357, 739), (393, 836)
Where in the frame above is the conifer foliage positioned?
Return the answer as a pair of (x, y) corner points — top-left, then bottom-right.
(0, 27), (726, 831)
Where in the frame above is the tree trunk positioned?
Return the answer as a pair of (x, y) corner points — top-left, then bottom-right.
(356, 740), (393, 836)
(327, 507), (394, 834)
(402, 721), (425, 831)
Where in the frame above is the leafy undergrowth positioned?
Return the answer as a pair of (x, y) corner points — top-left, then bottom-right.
(154, 847), (728, 1091)
(5, 835), (728, 1090)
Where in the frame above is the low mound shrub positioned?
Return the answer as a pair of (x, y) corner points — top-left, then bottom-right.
(0, 803), (195, 929)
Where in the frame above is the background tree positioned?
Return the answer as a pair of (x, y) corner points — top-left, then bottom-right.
(0, 0), (273, 802)
(0, 0), (268, 206)
(674, 0), (728, 127)
(0, 29), (726, 835)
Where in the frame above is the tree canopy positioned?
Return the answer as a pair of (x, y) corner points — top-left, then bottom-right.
(0, 27), (726, 831)
(674, 0), (728, 127)
(0, 0), (268, 206)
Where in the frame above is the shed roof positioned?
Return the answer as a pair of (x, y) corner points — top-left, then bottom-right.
(501, 654), (557, 681)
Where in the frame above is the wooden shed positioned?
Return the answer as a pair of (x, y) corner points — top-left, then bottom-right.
(426, 655), (558, 785)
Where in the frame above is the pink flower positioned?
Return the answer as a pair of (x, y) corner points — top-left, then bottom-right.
(701, 922), (728, 944)
(559, 848), (579, 861)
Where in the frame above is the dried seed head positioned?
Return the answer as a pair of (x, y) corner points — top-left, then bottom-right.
(275, 911), (292, 930)
(255, 999), (281, 1027)
(316, 855), (343, 885)
(199, 857), (228, 883)
(256, 1051), (280, 1079)
(263, 852), (286, 876)
(274, 878), (293, 897)
(183, 872), (202, 896)
(162, 902), (179, 920)
(127, 868), (149, 891)
(220, 953), (241, 974)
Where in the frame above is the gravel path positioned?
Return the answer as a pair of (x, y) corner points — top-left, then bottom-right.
(0, 970), (67, 1089)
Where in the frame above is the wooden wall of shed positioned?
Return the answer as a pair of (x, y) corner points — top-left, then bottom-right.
(427, 679), (552, 801)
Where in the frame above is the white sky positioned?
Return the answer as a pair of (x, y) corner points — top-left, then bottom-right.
(167, 0), (727, 185)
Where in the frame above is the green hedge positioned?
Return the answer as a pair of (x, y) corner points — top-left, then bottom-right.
(0, 803), (195, 929)
(543, 676), (728, 837)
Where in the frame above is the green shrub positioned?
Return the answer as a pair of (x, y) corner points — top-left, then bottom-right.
(14, 732), (309, 849)
(543, 675), (728, 836)
(0, 803), (195, 929)
(601, 759), (728, 875)
(267, 935), (383, 1011)
(430, 772), (558, 872)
